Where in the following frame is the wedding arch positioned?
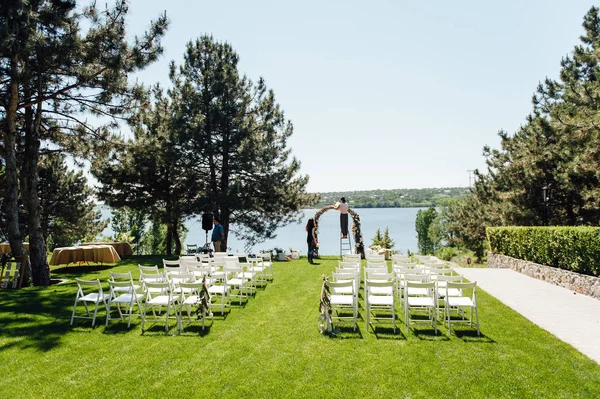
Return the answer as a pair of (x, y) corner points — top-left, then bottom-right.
(313, 205), (365, 259)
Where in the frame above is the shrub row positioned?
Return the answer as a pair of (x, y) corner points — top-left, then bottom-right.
(487, 226), (600, 277)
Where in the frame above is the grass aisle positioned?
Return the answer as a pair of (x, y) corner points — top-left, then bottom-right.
(0, 256), (599, 398)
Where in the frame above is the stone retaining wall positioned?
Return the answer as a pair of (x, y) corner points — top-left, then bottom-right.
(487, 252), (600, 300)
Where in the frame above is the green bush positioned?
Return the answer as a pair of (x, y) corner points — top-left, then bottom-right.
(435, 246), (458, 261)
(487, 226), (600, 277)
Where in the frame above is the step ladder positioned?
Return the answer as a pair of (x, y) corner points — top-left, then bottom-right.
(340, 235), (353, 258)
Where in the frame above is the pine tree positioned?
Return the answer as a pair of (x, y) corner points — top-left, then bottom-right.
(443, 5), (600, 260)
(371, 228), (383, 247)
(93, 86), (193, 255)
(168, 35), (317, 249)
(37, 153), (106, 248)
(0, 0), (167, 285)
(415, 207), (438, 255)
(381, 226), (395, 250)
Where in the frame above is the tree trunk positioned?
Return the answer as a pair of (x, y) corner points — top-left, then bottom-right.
(21, 96), (50, 286)
(220, 208), (229, 253)
(167, 221), (182, 255)
(3, 55), (29, 282)
(166, 228), (172, 255)
(219, 124), (230, 252)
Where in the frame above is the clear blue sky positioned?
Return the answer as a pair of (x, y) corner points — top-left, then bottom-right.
(125, 0), (596, 192)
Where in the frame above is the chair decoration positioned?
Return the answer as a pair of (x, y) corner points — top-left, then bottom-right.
(318, 276), (334, 336)
(196, 276), (212, 318)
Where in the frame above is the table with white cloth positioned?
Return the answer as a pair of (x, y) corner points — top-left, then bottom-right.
(0, 242), (29, 254)
(49, 245), (121, 266)
(82, 241), (133, 257)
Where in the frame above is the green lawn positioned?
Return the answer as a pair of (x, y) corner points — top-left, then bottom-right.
(0, 256), (599, 398)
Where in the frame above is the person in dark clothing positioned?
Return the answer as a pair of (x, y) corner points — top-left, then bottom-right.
(211, 217), (225, 252)
(306, 218), (318, 264)
(335, 197), (349, 238)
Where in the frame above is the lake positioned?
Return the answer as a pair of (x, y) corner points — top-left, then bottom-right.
(101, 207), (425, 256)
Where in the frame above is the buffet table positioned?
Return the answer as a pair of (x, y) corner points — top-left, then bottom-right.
(0, 242), (29, 254)
(82, 241), (133, 257)
(49, 245), (121, 266)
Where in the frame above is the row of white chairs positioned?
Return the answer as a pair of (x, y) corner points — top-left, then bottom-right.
(170, 252), (274, 283)
(70, 270), (212, 333)
(71, 253), (275, 333)
(326, 257), (479, 335)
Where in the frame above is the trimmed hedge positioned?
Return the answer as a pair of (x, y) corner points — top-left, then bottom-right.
(487, 226), (600, 277)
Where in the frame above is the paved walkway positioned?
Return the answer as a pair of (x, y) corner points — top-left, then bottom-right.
(455, 267), (600, 364)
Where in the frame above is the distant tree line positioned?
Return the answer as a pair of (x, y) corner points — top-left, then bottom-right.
(314, 187), (469, 209)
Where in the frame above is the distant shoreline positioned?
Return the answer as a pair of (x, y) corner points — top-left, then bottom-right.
(313, 187), (469, 209)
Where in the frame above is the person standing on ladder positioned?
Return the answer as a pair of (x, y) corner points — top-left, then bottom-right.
(334, 197), (349, 238)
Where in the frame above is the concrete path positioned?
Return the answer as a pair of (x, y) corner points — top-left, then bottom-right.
(455, 267), (600, 364)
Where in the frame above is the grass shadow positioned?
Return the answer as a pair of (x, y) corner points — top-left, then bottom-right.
(103, 320), (143, 335)
(52, 265), (114, 274)
(331, 325), (364, 339)
(0, 286), (80, 352)
(140, 322), (178, 336)
(452, 328), (495, 343)
(178, 323), (212, 337)
(370, 325), (406, 340)
(411, 326), (450, 341)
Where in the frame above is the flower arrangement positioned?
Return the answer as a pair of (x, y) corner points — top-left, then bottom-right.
(348, 209), (365, 258)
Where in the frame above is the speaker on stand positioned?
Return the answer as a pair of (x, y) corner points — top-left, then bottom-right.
(202, 213), (213, 253)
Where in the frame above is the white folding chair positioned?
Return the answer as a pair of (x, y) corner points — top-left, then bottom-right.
(404, 281), (437, 333)
(141, 281), (177, 333)
(363, 267), (392, 300)
(366, 254), (385, 262)
(337, 261), (360, 274)
(400, 273), (430, 307)
(197, 253), (212, 264)
(163, 259), (185, 275)
(247, 257), (267, 287)
(391, 254), (412, 265)
(186, 244), (198, 255)
(342, 254), (361, 267)
(365, 279), (396, 333)
(207, 269), (231, 315)
(224, 260), (246, 305)
(109, 271), (141, 294)
(213, 252), (228, 261)
(328, 280), (358, 331)
(366, 260), (387, 271)
(331, 271), (359, 310)
(163, 259), (180, 267)
(106, 280), (143, 327)
(188, 263), (211, 280)
(435, 274), (464, 300)
(70, 278), (110, 327)
(138, 264), (160, 281)
(169, 273), (194, 293)
(178, 278), (211, 333)
(415, 255), (432, 264)
(445, 281), (480, 335)
(139, 271), (167, 294)
(259, 252), (274, 281)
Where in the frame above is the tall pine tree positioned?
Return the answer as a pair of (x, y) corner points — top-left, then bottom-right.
(168, 36), (317, 249)
(0, 0), (167, 285)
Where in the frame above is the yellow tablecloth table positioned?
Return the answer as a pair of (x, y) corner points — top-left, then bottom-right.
(82, 242), (133, 257)
(0, 242), (29, 254)
(49, 245), (121, 266)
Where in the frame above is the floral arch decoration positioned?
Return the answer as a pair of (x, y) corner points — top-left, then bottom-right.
(313, 205), (365, 259)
